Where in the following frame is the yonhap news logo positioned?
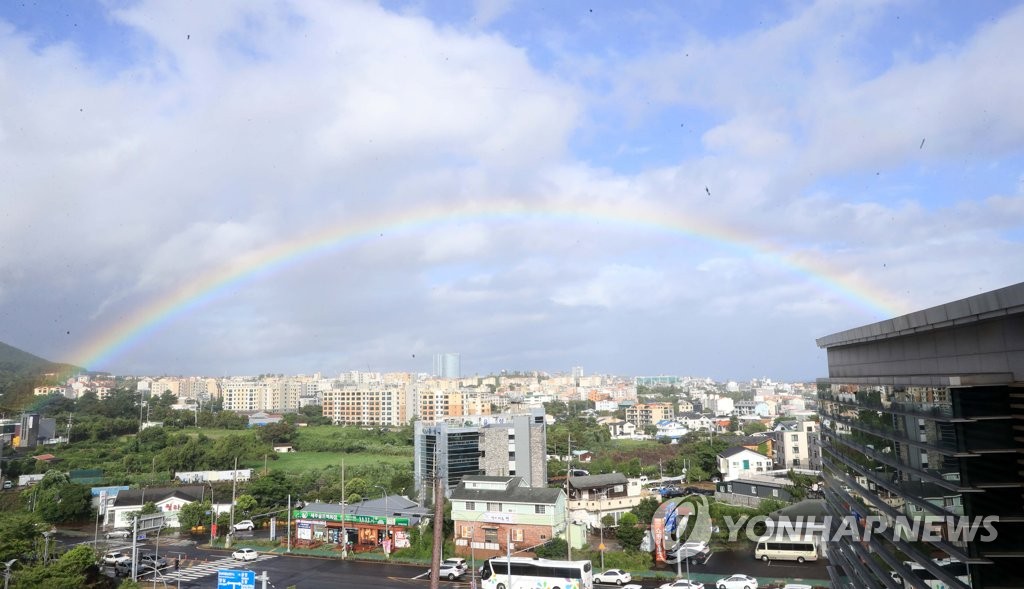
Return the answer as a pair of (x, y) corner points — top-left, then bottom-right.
(718, 513), (999, 543)
(663, 495), (713, 545)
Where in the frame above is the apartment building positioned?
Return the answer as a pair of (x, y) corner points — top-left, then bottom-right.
(816, 282), (1024, 589)
(773, 420), (821, 470)
(625, 402), (674, 428)
(320, 382), (411, 426)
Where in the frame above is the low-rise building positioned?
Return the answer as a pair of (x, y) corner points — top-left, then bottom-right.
(106, 486), (225, 529)
(566, 473), (645, 528)
(450, 475), (573, 558)
(717, 446), (773, 481)
(291, 496), (429, 553)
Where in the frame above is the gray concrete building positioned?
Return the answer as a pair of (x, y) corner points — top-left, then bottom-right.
(413, 408), (548, 504)
(816, 282), (1024, 589)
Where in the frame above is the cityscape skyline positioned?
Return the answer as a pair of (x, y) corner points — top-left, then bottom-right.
(1, 2), (1022, 381)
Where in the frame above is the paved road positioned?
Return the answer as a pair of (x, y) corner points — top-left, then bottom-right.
(56, 527), (829, 587)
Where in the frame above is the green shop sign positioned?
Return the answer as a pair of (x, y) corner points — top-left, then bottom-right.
(293, 511), (410, 526)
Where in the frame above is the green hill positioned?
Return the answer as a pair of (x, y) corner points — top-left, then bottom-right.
(0, 341), (84, 411)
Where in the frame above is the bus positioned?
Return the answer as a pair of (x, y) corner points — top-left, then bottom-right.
(480, 557), (593, 589)
(754, 537), (818, 563)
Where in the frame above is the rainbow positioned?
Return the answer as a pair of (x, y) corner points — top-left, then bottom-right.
(68, 200), (906, 372)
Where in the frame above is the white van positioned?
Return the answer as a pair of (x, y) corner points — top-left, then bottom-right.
(754, 538), (818, 563)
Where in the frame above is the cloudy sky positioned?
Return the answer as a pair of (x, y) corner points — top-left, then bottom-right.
(1, 0), (1022, 381)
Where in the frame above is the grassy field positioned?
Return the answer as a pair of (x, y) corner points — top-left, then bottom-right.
(267, 451), (411, 473)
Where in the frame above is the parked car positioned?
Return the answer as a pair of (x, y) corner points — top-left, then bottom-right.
(233, 519), (256, 531)
(232, 548), (259, 561)
(659, 580), (704, 589)
(660, 486), (686, 498)
(104, 528), (131, 539)
(2, 480), (12, 489)
(438, 560), (466, 580)
(102, 551), (131, 566)
(665, 541), (712, 565)
(714, 574), (759, 589)
(684, 486), (715, 497)
(595, 569), (632, 585)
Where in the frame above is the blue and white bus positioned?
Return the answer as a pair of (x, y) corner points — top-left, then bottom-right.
(480, 557), (593, 589)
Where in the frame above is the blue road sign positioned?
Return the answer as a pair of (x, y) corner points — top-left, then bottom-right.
(217, 569), (256, 589)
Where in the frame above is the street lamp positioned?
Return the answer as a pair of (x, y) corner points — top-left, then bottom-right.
(597, 490), (606, 569)
(3, 559), (17, 589)
(373, 485), (389, 558)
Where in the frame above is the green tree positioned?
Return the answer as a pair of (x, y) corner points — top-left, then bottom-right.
(743, 422), (767, 434)
(0, 511), (42, 562)
(10, 544), (96, 588)
(178, 500), (211, 530)
(614, 512), (644, 551)
(630, 497), (661, 525)
(728, 415), (739, 432)
(685, 464), (709, 483)
(257, 422), (296, 444)
(533, 537), (568, 559)
(235, 494), (258, 518)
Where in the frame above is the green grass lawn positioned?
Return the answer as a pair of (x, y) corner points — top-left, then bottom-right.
(267, 451), (411, 473)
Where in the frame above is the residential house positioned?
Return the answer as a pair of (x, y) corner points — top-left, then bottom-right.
(566, 473), (644, 528)
(450, 475), (574, 558)
(677, 412), (713, 432)
(717, 447), (773, 481)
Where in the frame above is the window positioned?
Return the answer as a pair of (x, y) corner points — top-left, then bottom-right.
(487, 502), (501, 511)
(791, 434), (799, 441)
(750, 485), (757, 494)
(466, 501), (475, 510)
(534, 505), (546, 514)
(461, 525), (472, 538)
(792, 446), (800, 453)
(484, 528), (498, 543)
(509, 451), (515, 459)
(726, 484), (732, 492)
(512, 529), (524, 542)
(772, 489), (779, 497)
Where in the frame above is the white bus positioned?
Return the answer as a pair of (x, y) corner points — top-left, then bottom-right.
(754, 537), (818, 563)
(480, 557), (593, 589)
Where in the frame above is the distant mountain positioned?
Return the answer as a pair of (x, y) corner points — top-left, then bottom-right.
(0, 341), (84, 410)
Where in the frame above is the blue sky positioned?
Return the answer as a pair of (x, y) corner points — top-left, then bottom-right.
(0, 0), (1022, 380)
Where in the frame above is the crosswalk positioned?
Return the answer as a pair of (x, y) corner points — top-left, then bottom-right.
(164, 554), (279, 583)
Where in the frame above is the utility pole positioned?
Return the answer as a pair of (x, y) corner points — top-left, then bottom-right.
(340, 459), (347, 558)
(286, 494), (291, 553)
(227, 457), (238, 548)
(429, 450), (443, 589)
(565, 432), (572, 561)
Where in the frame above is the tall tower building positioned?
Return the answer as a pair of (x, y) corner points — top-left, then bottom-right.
(433, 353), (461, 378)
(816, 282), (1024, 589)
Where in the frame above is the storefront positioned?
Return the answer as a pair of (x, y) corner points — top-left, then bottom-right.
(292, 499), (424, 551)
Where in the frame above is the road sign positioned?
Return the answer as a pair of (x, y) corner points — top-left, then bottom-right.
(138, 513), (166, 532)
(217, 569), (256, 589)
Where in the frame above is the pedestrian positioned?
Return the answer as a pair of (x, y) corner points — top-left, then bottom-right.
(174, 557), (180, 571)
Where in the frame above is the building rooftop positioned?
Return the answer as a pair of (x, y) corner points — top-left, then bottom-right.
(567, 473), (628, 489)
(816, 281), (1024, 348)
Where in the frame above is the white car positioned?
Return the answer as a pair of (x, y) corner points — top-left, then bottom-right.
(437, 561), (466, 580)
(232, 548), (259, 561)
(595, 569), (632, 585)
(659, 580), (704, 589)
(715, 575), (759, 589)
(233, 519), (256, 531)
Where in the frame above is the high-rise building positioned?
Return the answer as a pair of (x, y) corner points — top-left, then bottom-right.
(816, 282), (1024, 589)
(433, 353), (461, 378)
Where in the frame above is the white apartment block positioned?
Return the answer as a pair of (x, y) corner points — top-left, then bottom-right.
(774, 420), (821, 470)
